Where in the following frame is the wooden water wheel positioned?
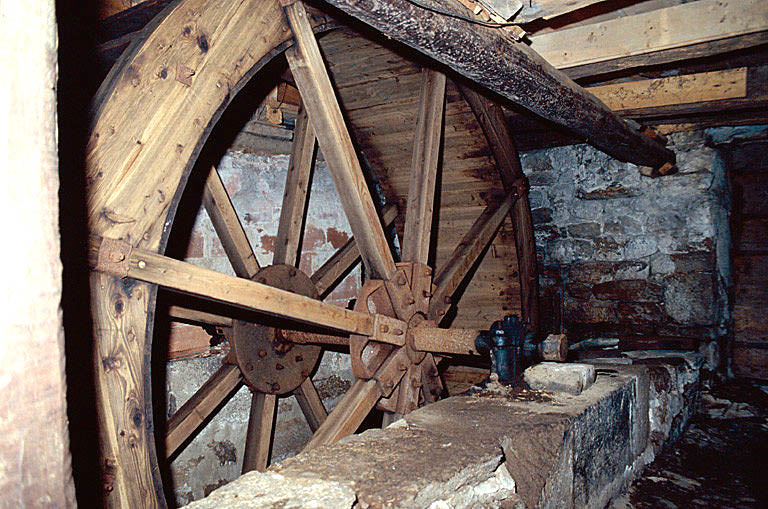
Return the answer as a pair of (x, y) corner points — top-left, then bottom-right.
(86, 0), (675, 506)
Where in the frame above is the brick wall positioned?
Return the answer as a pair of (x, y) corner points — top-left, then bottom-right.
(523, 130), (732, 367)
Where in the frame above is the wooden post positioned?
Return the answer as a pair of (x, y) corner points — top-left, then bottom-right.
(0, 0), (76, 505)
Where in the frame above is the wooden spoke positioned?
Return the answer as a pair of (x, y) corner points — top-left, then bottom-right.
(428, 194), (515, 321)
(303, 379), (381, 451)
(284, 1), (397, 280)
(458, 86), (540, 332)
(203, 166), (261, 279)
(293, 378), (328, 432)
(412, 327), (480, 356)
(90, 236), (375, 336)
(310, 203), (398, 298)
(166, 364), (242, 457)
(166, 305), (233, 328)
(242, 392), (277, 473)
(274, 103), (316, 267)
(402, 69), (446, 265)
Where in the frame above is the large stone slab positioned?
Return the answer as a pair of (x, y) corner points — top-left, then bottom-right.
(190, 353), (702, 508)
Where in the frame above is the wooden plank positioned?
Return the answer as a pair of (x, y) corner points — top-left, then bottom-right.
(165, 364), (242, 456)
(310, 204), (398, 297)
(459, 85), (540, 333)
(588, 68), (748, 111)
(303, 379), (381, 451)
(530, 0), (768, 78)
(90, 236), (375, 336)
(284, 1), (398, 280)
(274, 103), (316, 266)
(293, 378), (328, 432)
(242, 392), (277, 472)
(166, 305), (233, 328)
(412, 327), (480, 356)
(429, 194), (515, 321)
(319, 0), (674, 169)
(402, 69), (446, 265)
(512, 0), (607, 24)
(203, 166), (261, 279)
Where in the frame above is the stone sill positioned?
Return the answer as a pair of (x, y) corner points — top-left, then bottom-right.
(188, 351), (703, 508)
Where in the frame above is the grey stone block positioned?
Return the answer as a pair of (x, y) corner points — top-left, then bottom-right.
(524, 362), (597, 395)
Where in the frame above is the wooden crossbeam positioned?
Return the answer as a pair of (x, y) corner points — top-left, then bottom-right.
(531, 0), (768, 79)
(89, 236), (374, 336)
(284, 0), (398, 280)
(319, 0), (674, 169)
(429, 194), (516, 322)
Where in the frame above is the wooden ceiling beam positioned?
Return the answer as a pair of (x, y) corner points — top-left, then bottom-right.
(531, 0), (768, 79)
(320, 0), (674, 170)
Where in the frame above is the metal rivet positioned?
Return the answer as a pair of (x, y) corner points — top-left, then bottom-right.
(137, 260), (146, 269)
(258, 350), (267, 358)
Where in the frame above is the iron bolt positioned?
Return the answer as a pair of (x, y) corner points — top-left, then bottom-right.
(109, 251), (125, 263)
(393, 329), (404, 336)
(380, 324), (389, 333)
(271, 383), (281, 392)
(295, 354), (303, 362)
(276, 363), (284, 370)
(258, 350), (267, 358)
(137, 260), (146, 269)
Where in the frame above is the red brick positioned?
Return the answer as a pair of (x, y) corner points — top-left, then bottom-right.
(616, 301), (665, 325)
(303, 225), (325, 251)
(326, 227), (350, 249)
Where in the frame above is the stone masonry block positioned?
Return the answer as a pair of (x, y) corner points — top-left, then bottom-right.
(591, 280), (662, 302)
(524, 362), (596, 396)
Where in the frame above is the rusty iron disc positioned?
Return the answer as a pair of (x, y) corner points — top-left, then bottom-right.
(231, 264), (322, 395)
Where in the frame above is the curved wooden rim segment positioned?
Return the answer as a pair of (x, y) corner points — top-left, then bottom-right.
(87, 1), (335, 506)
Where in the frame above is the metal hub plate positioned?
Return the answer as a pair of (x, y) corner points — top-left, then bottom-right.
(231, 264), (322, 395)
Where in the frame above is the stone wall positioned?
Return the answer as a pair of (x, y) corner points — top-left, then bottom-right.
(522, 130), (732, 368)
(164, 148), (359, 505)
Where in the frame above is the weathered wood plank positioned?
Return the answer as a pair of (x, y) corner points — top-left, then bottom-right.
(303, 379), (381, 451)
(402, 69), (446, 264)
(294, 378), (329, 432)
(530, 0), (768, 78)
(203, 166), (261, 279)
(165, 364), (242, 456)
(242, 392), (277, 472)
(588, 68), (748, 111)
(284, 1), (398, 279)
(429, 194), (516, 321)
(274, 103), (316, 266)
(319, 0), (674, 169)
(90, 236), (375, 336)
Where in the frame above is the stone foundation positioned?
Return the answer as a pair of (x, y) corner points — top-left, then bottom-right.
(189, 351), (702, 508)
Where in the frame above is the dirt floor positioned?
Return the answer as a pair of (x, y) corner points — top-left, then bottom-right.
(624, 379), (768, 508)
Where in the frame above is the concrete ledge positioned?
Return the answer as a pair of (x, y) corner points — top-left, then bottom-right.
(188, 352), (702, 508)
